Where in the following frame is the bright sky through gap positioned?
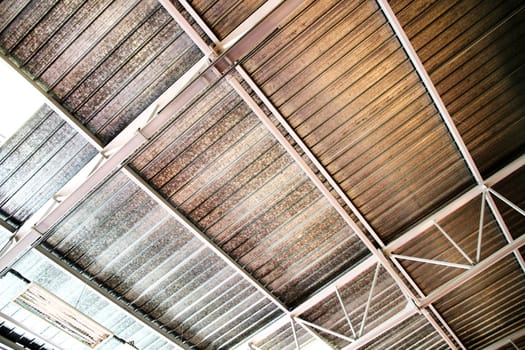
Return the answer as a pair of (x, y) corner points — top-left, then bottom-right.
(0, 58), (46, 145)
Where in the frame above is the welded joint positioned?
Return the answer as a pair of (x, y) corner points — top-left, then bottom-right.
(290, 315), (301, 350)
(295, 316), (356, 344)
(406, 297), (421, 314)
(135, 128), (149, 143)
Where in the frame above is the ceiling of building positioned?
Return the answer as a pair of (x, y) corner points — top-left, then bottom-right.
(0, 0), (524, 349)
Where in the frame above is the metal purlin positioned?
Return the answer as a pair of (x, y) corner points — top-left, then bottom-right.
(0, 1), (523, 348)
(0, 1), (314, 349)
(375, 0), (525, 274)
(169, 0), (525, 349)
(163, 0), (464, 348)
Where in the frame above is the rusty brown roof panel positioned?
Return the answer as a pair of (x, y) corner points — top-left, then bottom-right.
(435, 255), (525, 349)
(390, 0), (525, 176)
(495, 336), (525, 350)
(0, 105), (96, 225)
(491, 167), (525, 240)
(395, 195), (507, 295)
(44, 171), (284, 350)
(242, 0), (474, 243)
(361, 314), (448, 350)
(0, 0), (202, 143)
(190, 0), (267, 40)
(131, 79), (368, 306)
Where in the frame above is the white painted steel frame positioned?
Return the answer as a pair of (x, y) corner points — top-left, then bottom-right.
(375, 0), (525, 274)
(35, 247), (189, 350)
(235, 255), (378, 350)
(391, 254), (471, 270)
(0, 55), (218, 349)
(335, 286), (357, 339)
(170, 1), (525, 349)
(295, 317), (355, 344)
(0, 54), (211, 274)
(0, 1), (522, 349)
(386, 154), (525, 253)
(2, 3), (310, 350)
(481, 328), (525, 350)
(421, 233), (525, 308)
(341, 304), (418, 350)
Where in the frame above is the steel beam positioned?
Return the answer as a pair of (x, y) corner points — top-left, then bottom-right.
(376, 0), (481, 183)
(376, 1), (524, 344)
(386, 154), (524, 253)
(376, 0), (525, 272)
(35, 247), (190, 350)
(234, 255), (377, 350)
(481, 328), (525, 350)
(121, 168), (289, 313)
(228, 16), (462, 350)
(0, 55), (212, 275)
(421, 234), (525, 307)
(295, 317), (355, 344)
(1, 2), (309, 347)
(0, 52), (223, 349)
(486, 191), (525, 272)
(171, 1), (525, 349)
(391, 254), (471, 270)
(341, 304), (418, 350)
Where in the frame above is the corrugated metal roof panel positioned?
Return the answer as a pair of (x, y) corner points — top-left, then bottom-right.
(389, 0), (525, 176)
(2, 250), (180, 350)
(435, 255), (525, 349)
(242, 0), (474, 242)
(395, 195), (507, 294)
(131, 79), (368, 307)
(0, 0), (202, 143)
(190, 0), (267, 40)
(491, 167), (525, 240)
(252, 321), (315, 350)
(361, 314), (448, 350)
(300, 263), (406, 348)
(0, 105), (96, 225)
(44, 171), (284, 350)
(494, 338), (525, 350)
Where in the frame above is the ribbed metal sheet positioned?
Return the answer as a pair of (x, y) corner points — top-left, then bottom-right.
(2, 250), (181, 350)
(242, 0), (473, 242)
(491, 167), (525, 239)
(190, 0), (266, 40)
(492, 334), (525, 350)
(395, 195), (507, 294)
(252, 321), (314, 350)
(131, 79), (368, 306)
(0, 0), (202, 143)
(389, 0), (525, 176)
(361, 314), (448, 350)
(300, 264), (406, 348)
(44, 171), (283, 350)
(0, 105), (96, 225)
(435, 255), (525, 349)
(0, 322), (51, 350)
